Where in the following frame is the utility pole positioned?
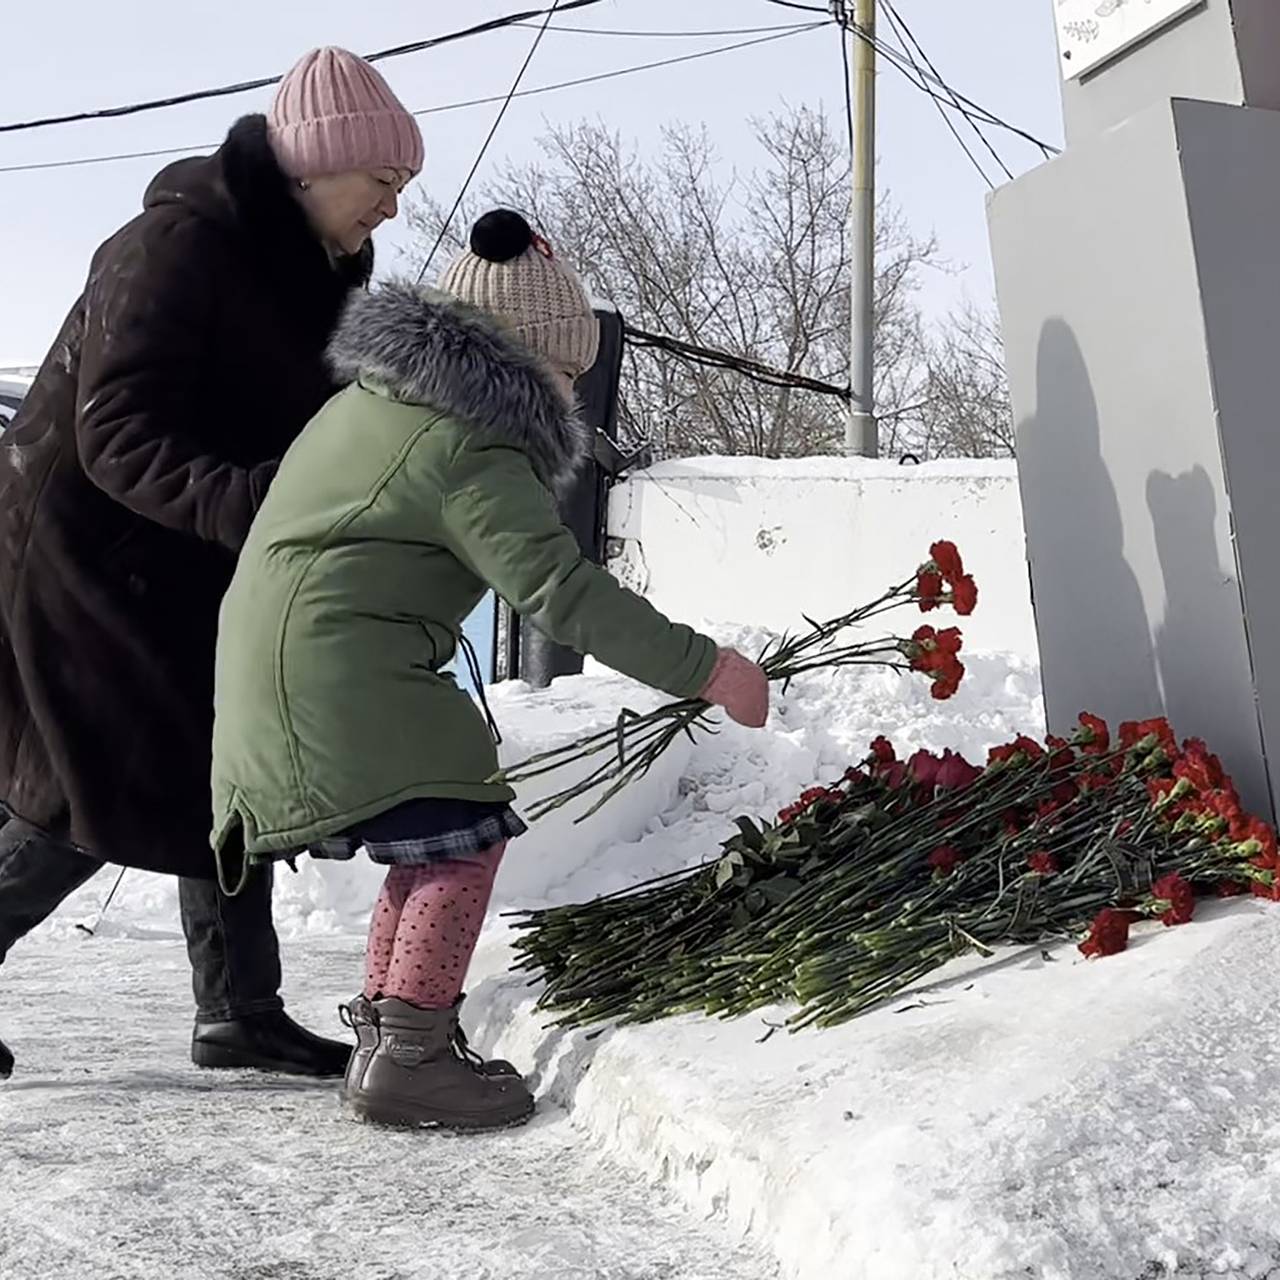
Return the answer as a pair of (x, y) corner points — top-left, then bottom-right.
(836, 0), (878, 458)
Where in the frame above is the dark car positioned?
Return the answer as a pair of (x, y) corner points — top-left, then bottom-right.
(0, 375), (32, 428)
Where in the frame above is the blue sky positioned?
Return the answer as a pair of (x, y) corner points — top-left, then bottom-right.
(0, 1), (1064, 363)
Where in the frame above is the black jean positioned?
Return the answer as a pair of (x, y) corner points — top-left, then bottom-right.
(0, 816), (283, 1022)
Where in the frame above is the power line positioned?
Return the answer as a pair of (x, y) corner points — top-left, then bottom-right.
(0, 0), (606, 136)
(839, 20), (855, 155)
(881, 0), (1014, 184)
(0, 26), (826, 177)
(0, 144), (212, 176)
(513, 20), (808, 37)
(419, 0), (562, 280)
(626, 326), (851, 401)
(409, 25), (825, 118)
(877, 5), (995, 189)
(837, 16), (1061, 158)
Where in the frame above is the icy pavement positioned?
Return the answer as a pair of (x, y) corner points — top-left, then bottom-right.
(0, 935), (778, 1280)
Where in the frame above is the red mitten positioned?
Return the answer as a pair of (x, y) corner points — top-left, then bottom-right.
(699, 647), (769, 728)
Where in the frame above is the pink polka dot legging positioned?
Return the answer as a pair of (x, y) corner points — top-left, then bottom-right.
(362, 843), (507, 1010)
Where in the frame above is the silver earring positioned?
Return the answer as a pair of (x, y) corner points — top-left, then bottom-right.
(298, 179), (311, 192)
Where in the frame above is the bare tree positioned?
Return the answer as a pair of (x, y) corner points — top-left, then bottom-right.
(404, 106), (1009, 460)
(911, 304), (1015, 459)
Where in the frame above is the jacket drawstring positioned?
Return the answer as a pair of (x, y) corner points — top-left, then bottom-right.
(459, 633), (502, 745)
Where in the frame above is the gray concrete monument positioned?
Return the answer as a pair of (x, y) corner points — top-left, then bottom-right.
(990, 0), (1280, 817)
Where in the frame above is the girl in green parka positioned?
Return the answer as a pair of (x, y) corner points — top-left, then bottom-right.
(210, 210), (769, 1132)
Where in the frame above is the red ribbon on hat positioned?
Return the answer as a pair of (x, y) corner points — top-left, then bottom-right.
(530, 232), (555, 260)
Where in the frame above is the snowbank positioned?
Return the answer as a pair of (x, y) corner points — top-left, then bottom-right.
(47, 598), (1272, 1277)
(472, 898), (1280, 1280)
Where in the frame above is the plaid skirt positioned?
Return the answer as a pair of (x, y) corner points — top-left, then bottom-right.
(285, 798), (526, 867)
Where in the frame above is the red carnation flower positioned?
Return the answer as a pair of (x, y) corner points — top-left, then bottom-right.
(908, 749), (943, 789)
(935, 749), (981, 790)
(927, 844), (962, 876)
(1001, 807), (1026, 837)
(1078, 908), (1141, 958)
(916, 570), (944, 612)
(1149, 873), (1195, 927)
(1035, 800), (1062, 827)
(869, 736), (896, 765)
(909, 627), (942, 673)
(1027, 851), (1059, 876)
(929, 540), (965, 584)
(1076, 712), (1110, 756)
(936, 627), (963, 656)
(951, 574), (978, 617)
(1121, 717), (1176, 755)
(1174, 739), (1225, 793)
(931, 661), (965, 701)
(1215, 880), (1249, 899)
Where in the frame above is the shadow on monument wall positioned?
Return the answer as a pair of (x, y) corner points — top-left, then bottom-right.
(1019, 319), (1162, 730)
(1147, 464), (1273, 818)
(1146, 465), (1228, 736)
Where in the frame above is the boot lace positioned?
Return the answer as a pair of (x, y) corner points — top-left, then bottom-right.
(451, 1022), (489, 1073)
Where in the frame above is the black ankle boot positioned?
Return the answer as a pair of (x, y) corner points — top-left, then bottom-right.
(0, 1034), (12, 1079)
(191, 1010), (352, 1078)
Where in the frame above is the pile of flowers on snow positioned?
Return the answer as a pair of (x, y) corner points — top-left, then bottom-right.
(511, 713), (1278, 1031)
(494, 542), (977, 821)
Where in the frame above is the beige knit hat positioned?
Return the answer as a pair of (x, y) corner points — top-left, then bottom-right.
(438, 210), (599, 377)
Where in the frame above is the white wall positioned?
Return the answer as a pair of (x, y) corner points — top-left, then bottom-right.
(606, 456), (1038, 660)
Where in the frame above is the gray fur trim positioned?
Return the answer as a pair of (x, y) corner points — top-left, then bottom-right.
(327, 280), (592, 493)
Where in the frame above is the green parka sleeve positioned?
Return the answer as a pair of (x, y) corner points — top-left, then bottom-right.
(438, 439), (717, 700)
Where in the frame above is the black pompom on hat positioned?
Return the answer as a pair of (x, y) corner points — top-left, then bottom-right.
(469, 208), (534, 262)
(439, 208), (600, 376)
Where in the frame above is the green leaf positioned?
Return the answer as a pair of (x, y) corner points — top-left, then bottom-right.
(754, 875), (802, 906)
(734, 816), (765, 851)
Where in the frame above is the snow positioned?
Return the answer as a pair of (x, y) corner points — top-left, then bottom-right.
(9, 608), (1279, 1274)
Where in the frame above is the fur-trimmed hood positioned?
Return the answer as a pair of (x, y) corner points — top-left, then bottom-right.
(327, 280), (592, 494)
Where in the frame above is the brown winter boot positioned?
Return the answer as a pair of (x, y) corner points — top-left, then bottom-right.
(338, 996), (380, 1101)
(345, 997), (534, 1131)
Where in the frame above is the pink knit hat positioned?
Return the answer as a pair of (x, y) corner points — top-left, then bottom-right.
(267, 47), (424, 180)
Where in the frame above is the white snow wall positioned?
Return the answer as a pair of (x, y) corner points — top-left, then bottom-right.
(605, 457), (1038, 660)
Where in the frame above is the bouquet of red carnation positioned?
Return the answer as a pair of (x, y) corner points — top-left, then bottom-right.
(493, 542), (977, 822)
(511, 712), (1276, 1032)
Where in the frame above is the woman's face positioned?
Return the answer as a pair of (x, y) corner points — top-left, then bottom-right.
(299, 168), (412, 256)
